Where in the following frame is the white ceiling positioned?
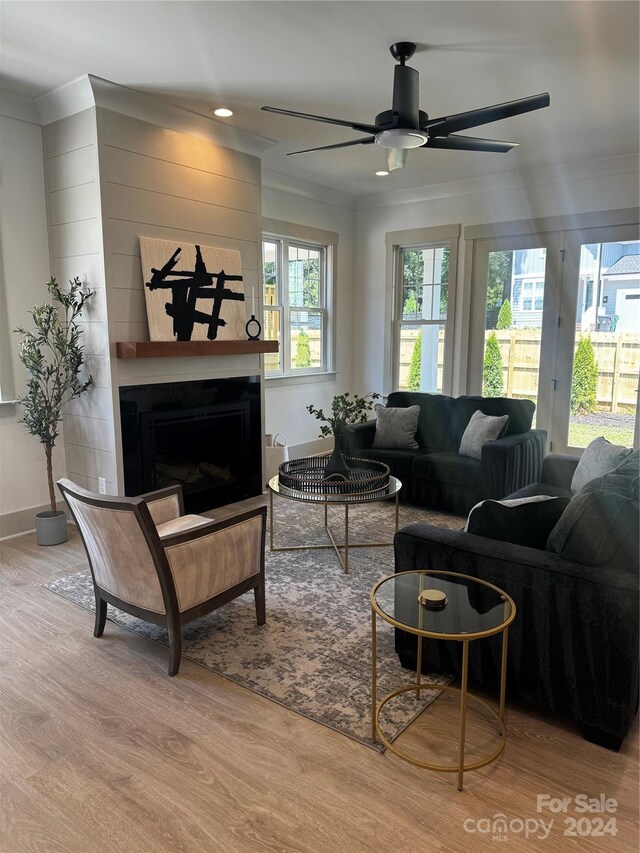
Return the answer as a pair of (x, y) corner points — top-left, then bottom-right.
(1, 1), (638, 197)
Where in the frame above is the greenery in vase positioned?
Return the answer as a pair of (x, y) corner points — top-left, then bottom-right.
(306, 391), (380, 438)
(14, 277), (94, 514)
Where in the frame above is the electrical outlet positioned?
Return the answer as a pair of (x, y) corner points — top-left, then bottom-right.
(98, 477), (107, 495)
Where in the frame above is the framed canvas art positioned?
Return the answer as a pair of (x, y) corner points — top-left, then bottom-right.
(139, 237), (246, 341)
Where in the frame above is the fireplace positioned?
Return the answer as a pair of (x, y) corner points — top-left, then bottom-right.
(119, 377), (262, 513)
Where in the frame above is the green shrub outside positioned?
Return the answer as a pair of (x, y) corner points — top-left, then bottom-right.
(483, 332), (504, 397)
(294, 327), (311, 368)
(496, 299), (512, 330)
(571, 336), (598, 413)
(407, 330), (421, 391)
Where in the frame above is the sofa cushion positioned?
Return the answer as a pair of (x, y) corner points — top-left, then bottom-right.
(372, 403), (419, 450)
(385, 391), (456, 453)
(570, 436), (632, 493)
(466, 495), (571, 549)
(363, 447), (428, 486)
(547, 451), (639, 572)
(414, 451), (482, 488)
(458, 410), (509, 460)
(451, 396), (534, 447)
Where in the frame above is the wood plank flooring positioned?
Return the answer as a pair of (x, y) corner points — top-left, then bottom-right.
(1, 521), (637, 852)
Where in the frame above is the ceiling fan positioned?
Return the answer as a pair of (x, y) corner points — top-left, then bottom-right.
(262, 42), (550, 172)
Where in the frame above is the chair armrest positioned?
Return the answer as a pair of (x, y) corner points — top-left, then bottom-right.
(480, 429), (547, 499)
(343, 420), (377, 455)
(161, 507), (267, 613)
(139, 485), (185, 524)
(542, 453), (579, 489)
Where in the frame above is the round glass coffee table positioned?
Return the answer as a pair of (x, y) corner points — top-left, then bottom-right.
(371, 570), (516, 790)
(268, 474), (402, 573)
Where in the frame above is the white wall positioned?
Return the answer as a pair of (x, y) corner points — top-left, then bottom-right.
(353, 156), (640, 395)
(262, 174), (356, 453)
(0, 98), (67, 536)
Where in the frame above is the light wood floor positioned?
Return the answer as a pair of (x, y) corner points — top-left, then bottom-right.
(1, 519), (638, 853)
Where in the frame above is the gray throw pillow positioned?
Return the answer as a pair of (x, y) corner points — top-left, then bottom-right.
(372, 404), (419, 450)
(465, 495), (571, 550)
(570, 436), (632, 493)
(458, 410), (509, 460)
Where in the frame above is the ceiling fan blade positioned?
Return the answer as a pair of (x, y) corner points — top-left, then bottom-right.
(425, 92), (550, 137)
(262, 106), (380, 136)
(424, 135), (518, 153)
(287, 137), (375, 156)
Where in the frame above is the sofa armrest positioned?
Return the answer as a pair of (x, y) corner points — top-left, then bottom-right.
(480, 429), (547, 499)
(394, 522), (636, 591)
(139, 485), (185, 524)
(542, 453), (579, 489)
(343, 420), (376, 455)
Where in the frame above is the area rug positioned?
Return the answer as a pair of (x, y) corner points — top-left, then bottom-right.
(44, 498), (462, 750)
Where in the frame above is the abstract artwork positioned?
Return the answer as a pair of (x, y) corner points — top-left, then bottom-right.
(139, 237), (246, 341)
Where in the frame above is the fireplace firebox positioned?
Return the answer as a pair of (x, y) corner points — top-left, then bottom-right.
(119, 377), (262, 513)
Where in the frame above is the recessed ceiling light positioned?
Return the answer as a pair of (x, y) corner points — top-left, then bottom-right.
(213, 107), (233, 118)
(375, 170), (389, 176)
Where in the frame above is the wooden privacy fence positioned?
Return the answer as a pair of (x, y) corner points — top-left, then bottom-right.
(399, 329), (640, 412)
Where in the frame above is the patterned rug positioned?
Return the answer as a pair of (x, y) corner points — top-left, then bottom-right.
(44, 497), (462, 750)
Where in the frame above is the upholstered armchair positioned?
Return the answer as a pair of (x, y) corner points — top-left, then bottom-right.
(58, 479), (266, 676)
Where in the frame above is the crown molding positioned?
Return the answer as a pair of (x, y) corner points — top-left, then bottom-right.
(355, 153), (640, 211)
(0, 90), (42, 124)
(262, 168), (357, 210)
(36, 74), (275, 158)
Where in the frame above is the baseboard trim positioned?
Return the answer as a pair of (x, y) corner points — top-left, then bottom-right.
(0, 504), (51, 540)
(288, 437), (332, 458)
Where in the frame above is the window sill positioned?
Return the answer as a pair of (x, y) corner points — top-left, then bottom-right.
(265, 371), (339, 388)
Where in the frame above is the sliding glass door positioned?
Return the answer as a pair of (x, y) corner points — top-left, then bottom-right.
(468, 233), (563, 431)
(551, 224), (640, 453)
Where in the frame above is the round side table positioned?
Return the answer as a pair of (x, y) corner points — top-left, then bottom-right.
(371, 570), (516, 790)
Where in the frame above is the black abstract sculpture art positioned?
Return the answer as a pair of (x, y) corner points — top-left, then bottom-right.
(146, 244), (244, 341)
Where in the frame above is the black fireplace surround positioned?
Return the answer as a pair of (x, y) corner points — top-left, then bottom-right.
(120, 377), (262, 514)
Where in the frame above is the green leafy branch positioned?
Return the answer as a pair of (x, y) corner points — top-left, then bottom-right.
(306, 391), (380, 438)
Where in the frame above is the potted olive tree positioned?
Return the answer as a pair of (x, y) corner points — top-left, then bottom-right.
(307, 391), (380, 479)
(14, 277), (93, 545)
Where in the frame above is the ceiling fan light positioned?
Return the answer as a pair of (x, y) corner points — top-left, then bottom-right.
(213, 107), (234, 117)
(375, 170), (389, 176)
(375, 129), (428, 150)
(388, 149), (408, 171)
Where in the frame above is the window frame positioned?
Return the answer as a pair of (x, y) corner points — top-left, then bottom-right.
(385, 225), (460, 397)
(262, 230), (335, 379)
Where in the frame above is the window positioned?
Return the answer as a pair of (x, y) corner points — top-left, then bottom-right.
(262, 234), (333, 377)
(393, 242), (453, 393)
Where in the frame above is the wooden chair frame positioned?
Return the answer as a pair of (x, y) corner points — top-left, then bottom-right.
(58, 480), (266, 676)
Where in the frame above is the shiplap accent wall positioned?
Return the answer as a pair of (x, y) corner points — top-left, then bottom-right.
(43, 107), (117, 495)
(42, 106), (263, 494)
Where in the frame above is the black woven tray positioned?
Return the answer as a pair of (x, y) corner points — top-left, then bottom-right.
(278, 455), (390, 496)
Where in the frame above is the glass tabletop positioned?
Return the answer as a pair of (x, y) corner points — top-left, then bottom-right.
(372, 571), (515, 639)
(268, 474), (402, 504)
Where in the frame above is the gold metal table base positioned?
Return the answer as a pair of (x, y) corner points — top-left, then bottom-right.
(371, 589), (511, 791)
(269, 488), (400, 573)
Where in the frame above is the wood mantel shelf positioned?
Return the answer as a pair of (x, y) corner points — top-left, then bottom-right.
(116, 340), (279, 359)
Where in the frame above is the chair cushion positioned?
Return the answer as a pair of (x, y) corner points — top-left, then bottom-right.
(413, 451), (482, 488)
(547, 451), (639, 572)
(505, 482), (573, 500)
(570, 436), (632, 493)
(156, 514), (213, 539)
(372, 403), (419, 449)
(458, 410), (509, 460)
(466, 495), (571, 549)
